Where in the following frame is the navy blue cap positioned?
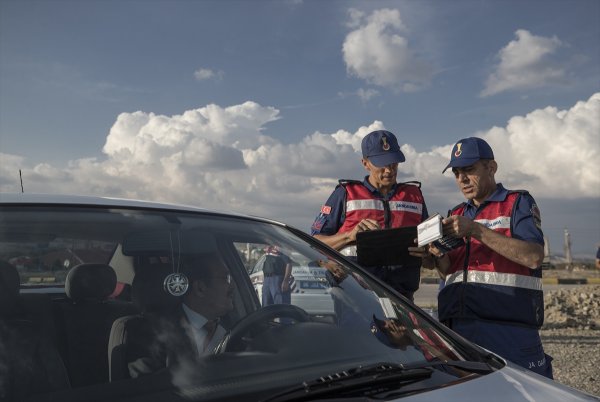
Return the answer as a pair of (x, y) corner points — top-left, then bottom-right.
(361, 130), (405, 167)
(442, 137), (494, 173)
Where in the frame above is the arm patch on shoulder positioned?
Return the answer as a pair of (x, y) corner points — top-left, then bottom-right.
(531, 204), (542, 229)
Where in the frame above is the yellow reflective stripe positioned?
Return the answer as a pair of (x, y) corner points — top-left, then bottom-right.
(445, 270), (542, 291)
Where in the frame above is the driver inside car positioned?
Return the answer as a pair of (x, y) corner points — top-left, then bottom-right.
(129, 252), (234, 378)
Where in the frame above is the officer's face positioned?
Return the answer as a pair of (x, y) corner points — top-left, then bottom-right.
(362, 158), (398, 190)
(452, 160), (497, 204)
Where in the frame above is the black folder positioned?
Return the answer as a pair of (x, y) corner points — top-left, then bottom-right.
(356, 226), (420, 267)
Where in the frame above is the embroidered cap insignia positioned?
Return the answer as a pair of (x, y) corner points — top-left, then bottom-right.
(454, 143), (463, 157)
(381, 136), (390, 151)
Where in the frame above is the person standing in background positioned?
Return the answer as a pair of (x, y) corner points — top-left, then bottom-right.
(261, 246), (292, 306)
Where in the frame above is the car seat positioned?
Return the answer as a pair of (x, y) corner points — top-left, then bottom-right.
(0, 260), (70, 401)
(56, 263), (137, 387)
(108, 263), (181, 382)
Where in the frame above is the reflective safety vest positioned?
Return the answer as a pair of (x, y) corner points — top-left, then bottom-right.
(438, 191), (544, 328)
(337, 181), (425, 256)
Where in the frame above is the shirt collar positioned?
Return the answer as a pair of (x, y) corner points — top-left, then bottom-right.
(465, 183), (508, 209)
(362, 176), (397, 197)
(182, 303), (208, 330)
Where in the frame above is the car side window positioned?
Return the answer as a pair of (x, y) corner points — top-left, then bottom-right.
(4, 235), (116, 288)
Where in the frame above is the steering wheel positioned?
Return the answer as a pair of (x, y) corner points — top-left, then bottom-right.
(216, 304), (311, 353)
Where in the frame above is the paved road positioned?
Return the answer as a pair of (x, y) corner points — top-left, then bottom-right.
(414, 283), (582, 308)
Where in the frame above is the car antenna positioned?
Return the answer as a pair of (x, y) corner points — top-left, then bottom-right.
(19, 169), (24, 193)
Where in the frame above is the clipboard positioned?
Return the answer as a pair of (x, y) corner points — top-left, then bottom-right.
(356, 226), (420, 267)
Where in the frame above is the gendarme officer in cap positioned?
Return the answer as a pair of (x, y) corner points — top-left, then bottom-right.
(412, 136), (553, 378)
(310, 130), (428, 301)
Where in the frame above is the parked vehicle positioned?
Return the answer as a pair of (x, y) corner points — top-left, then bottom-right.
(0, 193), (596, 402)
(248, 254), (335, 317)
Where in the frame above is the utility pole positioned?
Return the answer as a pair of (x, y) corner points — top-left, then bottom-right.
(564, 229), (573, 271)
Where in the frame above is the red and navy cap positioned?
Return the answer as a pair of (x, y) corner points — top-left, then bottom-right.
(443, 137), (494, 173)
(361, 130), (405, 167)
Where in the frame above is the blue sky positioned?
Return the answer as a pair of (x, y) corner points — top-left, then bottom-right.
(1, 0), (599, 257)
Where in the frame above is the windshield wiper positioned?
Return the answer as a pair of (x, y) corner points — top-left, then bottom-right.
(404, 359), (495, 374)
(263, 362), (433, 402)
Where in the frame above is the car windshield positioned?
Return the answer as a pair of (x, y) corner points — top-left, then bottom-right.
(0, 201), (495, 402)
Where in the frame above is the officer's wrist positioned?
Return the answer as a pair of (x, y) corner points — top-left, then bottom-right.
(421, 255), (436, 270)
(468, 222), (482, 239)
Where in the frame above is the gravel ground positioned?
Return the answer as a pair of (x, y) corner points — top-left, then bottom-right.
(416, 275), (600, 396)
(541, 284), (600, 397)
(541, 328), (600, 397)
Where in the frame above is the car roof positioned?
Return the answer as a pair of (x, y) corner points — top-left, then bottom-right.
(0, 192), (284, 226)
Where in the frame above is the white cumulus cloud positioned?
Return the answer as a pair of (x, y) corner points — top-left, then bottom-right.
(481, 29), (565, 97)
(410, 93), (600, 199)
(342, 8), (433, 91)
(1, 94), (598, 232)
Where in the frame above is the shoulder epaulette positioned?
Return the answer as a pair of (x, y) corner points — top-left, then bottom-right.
(398, 180), (421, 189)
(508, 189), (529, 195)
(338, 179), (363, 186)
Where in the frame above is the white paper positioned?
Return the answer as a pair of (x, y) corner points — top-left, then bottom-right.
(417, 214), (443, 247)
(378, 297), (397, 319)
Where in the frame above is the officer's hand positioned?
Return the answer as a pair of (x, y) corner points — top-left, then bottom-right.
(350, 219), (380, 241)
(409, 240), (443, 270)
(408, 240), (428, 259)
(358, 219), (380, 231)
(408, 241), (443, 258)
(442, 215), (477, 238)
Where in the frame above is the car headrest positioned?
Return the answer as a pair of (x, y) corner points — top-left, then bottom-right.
(65, 263), (117, 302)
(131, 265), (181, 313)
(0, 260), (20, 316)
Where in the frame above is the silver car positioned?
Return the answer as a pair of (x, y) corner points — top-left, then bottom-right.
(0, 193), (597, 402)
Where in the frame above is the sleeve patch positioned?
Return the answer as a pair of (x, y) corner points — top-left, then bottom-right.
(531, 204), (542, 229)
(311, 219), (324, 233)
(320, 205), (332, 215)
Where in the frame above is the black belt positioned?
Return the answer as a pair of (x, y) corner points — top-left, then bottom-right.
(264, 273), (281, 277)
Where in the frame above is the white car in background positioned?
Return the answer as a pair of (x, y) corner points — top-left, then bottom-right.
(248, 254), (335, 317)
